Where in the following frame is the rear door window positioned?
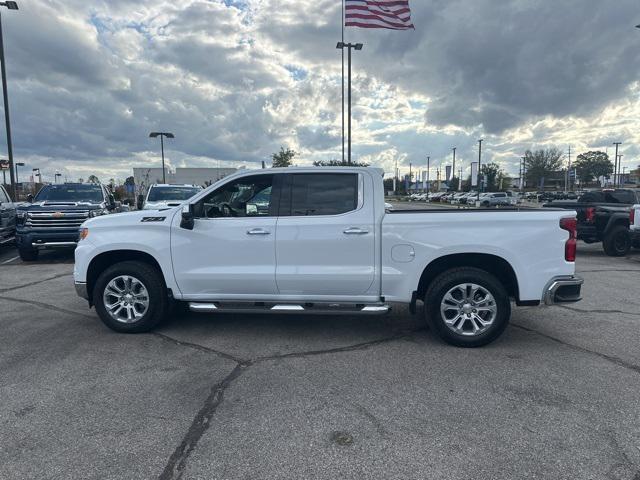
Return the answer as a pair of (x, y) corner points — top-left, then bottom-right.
(282, 173), (359, 216)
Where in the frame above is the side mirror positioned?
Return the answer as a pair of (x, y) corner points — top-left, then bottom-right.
(136, 194), (144, 210)
(180, 204), (195, 230)
(26, 194), (34, 203)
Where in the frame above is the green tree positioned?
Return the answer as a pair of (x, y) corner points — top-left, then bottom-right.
(480, 163), (504, 192)
(271, 147), (296, 168)
(524, 148), (564, 188)
(313, 159), (369, 167)
(574, 151), (613, 185)
(87, 175), (100, 184)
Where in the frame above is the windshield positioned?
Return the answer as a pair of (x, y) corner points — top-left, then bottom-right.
(34, 184), (104, 202)
(147, 186), (201, 202)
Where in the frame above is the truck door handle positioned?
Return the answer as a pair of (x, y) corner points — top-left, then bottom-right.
(247, 228), (271, 235)
(343, 227), (369, 235)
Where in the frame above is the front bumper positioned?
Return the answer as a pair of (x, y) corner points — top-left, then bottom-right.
(75, 281), (89, 301)
(543, 276), (584, 305)
(16, 229), (80, 249)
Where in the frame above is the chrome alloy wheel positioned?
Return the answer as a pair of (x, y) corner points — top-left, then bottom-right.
(103, 275), (150, 323)
(439, 283), (497, 336)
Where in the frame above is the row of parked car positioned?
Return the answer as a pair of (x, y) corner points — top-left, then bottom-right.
(0, 182), (202, 261)
(408, 191), (519, 207)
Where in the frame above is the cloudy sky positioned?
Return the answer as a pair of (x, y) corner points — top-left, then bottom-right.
(2, 0), (640, 183)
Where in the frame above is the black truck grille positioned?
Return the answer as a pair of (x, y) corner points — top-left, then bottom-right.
(26, 211), (90, 229)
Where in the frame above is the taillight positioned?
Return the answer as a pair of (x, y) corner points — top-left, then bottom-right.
(584, 207), (595, 223)
(560, 217), (577, 262)
(631, 208), (636, 226)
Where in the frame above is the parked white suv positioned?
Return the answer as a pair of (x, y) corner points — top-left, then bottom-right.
(142, 184), (202, 210)
(74, 167), (583, 347)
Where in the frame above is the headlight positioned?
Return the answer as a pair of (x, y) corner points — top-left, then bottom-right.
(89, 209), (109, 217)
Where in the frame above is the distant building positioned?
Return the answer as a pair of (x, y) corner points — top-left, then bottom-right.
(133, 167), (238, 194)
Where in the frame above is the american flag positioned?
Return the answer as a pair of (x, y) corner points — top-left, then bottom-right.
(345, 0), (414, 30)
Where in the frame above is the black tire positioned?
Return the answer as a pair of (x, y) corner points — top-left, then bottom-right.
(18, 246), (39, 261)
(482, 201), (490, 207)
(425, 267), (511, 348)
(93, 260), (169, 333)
(602, 225), (631, 257)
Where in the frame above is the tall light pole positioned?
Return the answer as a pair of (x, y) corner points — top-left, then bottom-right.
(149, 132), (174, 184)
(477, 139), (483, 202)
(426, 155), (430, 192)
(613, 142), (621, 187)
(0, 1), (17, 200)
(336, 42), (363, 164)
(618, 154), (624, 186)
(451, 147), (457, 190)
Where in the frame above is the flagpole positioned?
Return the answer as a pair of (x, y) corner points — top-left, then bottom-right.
(341, 0), (345, 163)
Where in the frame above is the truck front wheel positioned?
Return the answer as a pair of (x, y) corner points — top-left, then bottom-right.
(602, 225), (631, 257)
(425, 267), (511, 348)
(93, 261), (169, 333)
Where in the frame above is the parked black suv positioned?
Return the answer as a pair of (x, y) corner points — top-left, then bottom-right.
(16, 183), (117, 261)
(544, 189), (640, 256)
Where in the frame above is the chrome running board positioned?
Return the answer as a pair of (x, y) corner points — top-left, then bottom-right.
(188, 302), (390, 315)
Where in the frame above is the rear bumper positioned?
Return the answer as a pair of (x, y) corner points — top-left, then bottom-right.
(543, 276), (584, 305)
(630, 229), (640, 244)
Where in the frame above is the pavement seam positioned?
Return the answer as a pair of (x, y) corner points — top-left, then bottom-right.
(0, 272), (73, 293)
(511, 323), (640, 375)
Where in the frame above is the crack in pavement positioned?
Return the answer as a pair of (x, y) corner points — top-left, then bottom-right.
(0, 294), (95, 320)
(0, 272), (73, 293)
(156, 328), (424, 479)
(153, 332), (247, 364)
(556, 304), (640, 318)
(511, 323), (640, 375)
(159, 363), (248, 480)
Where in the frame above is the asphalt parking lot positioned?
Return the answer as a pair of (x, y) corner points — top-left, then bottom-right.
(1, 241), (640, 480)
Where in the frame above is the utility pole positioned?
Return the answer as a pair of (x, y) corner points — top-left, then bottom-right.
(613, 142), (621, 187)
(618, 154), (624, 186)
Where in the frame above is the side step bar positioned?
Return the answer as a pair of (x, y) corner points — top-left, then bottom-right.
(188, 302), (390, 315)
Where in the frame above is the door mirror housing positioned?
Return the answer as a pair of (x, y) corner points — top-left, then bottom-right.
(136, 194), (144, 210)
(26, 193), (34, 203)
(181, 204), (195, 230)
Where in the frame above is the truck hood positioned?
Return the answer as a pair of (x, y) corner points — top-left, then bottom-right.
(143, 201), (184, 210)
(17, 201), (107, 213)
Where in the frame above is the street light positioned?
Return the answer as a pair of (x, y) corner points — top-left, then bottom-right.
(149, 132), (174, 184)
(0, 1), (17, 200)
(336, 42), (363, 164)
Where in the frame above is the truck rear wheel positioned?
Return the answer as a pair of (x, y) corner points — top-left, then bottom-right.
(602, 225), (630, 257)
(93, 261), (168, 333)
(18, 246), (39, 261)
(425, 267), (511, 348)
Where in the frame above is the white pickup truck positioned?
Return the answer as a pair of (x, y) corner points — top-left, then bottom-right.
(74, 167), (583, 347)
(631, 204), (640, 249)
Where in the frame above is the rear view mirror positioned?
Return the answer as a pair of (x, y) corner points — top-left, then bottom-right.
(180, 204), (195, 230)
